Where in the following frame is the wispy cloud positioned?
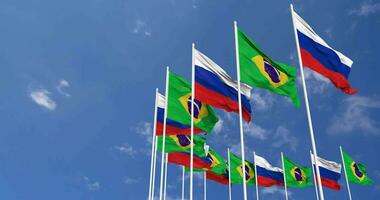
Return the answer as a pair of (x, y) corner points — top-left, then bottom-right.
(213, 118), (224, 134)
(261, 187), (292, 198)
(83, 176), (100, 191)
(113, 143), (137, 157)
(229, 141), (254, 157)
(124, 176), (141, 184)
(349, 1), (380, 16)
(301, 68), (331, 94)
(229, 143), (243, 156)
(132, 20), (151, 36)
(29, 89), (57, 111)
(328, 96), (380, 135)
(251, 91), (275, 111)
(136, 122), (153, 143)
(271, 126), (298, 152)
(56, 79), (71, 97)
(244, 123), (269, 140)
(224, 112), (236, 123)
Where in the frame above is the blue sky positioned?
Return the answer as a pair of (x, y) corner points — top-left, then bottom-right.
(0, 0), (379, 199)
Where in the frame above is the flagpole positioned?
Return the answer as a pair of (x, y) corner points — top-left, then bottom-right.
(340, 146), (353, 200)
(151, 135), (158, 200)
(234, 20), (248, 200)
(190, 42), (196, 200)
(254, 152), (259, 200)
(228, 148), (232, 200)
(163, 153), (168, 200)
(148, 89), (159, 200)
(310, 151), (320, 200)
(182, 166), (185, 200)
(204, 172), (207, 200)
(290, 4), (324, 200)
(281, 152), (289, 200)
(159, 66), (170, 200)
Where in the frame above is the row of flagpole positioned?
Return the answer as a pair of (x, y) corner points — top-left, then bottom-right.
(149, 131), (356, 200)
(145, 4), (359, 200)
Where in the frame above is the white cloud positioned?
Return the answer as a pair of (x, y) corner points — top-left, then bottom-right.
(261, 187), (292, 198)
(56, 79), (71, 97)
(29, 89), (57, 111)
(114, 143), (137, 157)
(124, 176), (140, 184)
(244, 123), (269, 140)
(271, 126), (298, 152)
(213, 119), (224, 134)
(251, 91), (274, 111)
(229, 142), (254, 157)
(83, 176), (100, 191)
(301, 68), (330, 94)
(136, 122), (153, 143)
(328, 96), (380, 135)
(224, 112), (235, 122)
(132, 20), (151, 36)
(349, 1), (380, 16)
(229, 143), (242, 156)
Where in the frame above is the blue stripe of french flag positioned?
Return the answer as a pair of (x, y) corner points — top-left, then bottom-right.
(311, 153), (342, 190)
(293, 10), (357, 94)
(254, 154), (284, 187)
(194, 49), (252, 122)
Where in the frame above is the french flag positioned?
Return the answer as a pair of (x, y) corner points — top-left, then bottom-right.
(311, 154), (342, 190)
(194, 49), (253, 122)
(156, 92), (204, 136)
(254, 154), (284, 187)
(293, 10), (357, 94)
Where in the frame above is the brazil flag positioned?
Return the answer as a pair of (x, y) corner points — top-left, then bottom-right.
(167, 72), (219, 133)
(207, 148), (227, 175)
(185, 148), (227, 175)
(229, 152), (255, 185)
(157, 135), (207, 157)
(238, 29), (300, 107)
(342, 151), (372, 185)
(283, 156), (312, 187)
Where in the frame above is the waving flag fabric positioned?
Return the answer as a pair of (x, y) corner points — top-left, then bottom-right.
(184, 148), (227, 174)
(155, 92), (204, 136)
(206, 171), (229, 185)
(157, 135), (207, 157)
(311, 154), (342, 190)
(283, 156), (312, 187)
(168, 152), (211, 170)
(342, 151), (373, 185)
(238, 29), (300, 107)
(293, 10), (357, 94)
(229, 152), (255, 185)
(167, 72), (219, 133)
(254, 154), (284, 187)
(194, 49), (252, 122)
(206, 148), (227, 174)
